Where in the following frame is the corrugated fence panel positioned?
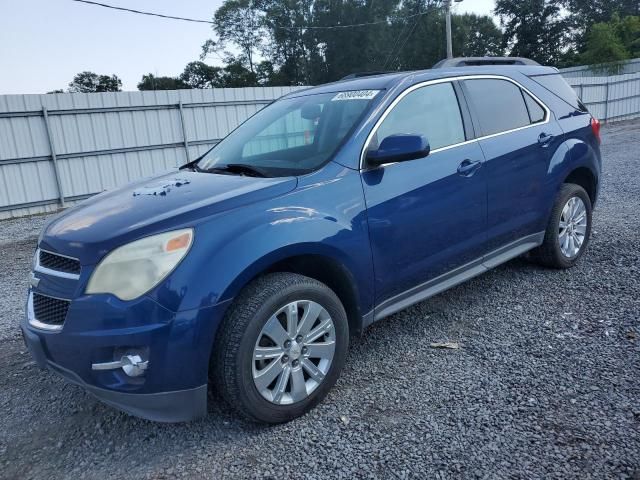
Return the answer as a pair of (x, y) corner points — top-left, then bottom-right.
(566, 72), (640, 122)
(0, 86), (305, 219)
(561, 58), (640, 78)
(6, 74), (636, 220)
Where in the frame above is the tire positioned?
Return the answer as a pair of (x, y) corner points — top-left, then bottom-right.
(211, 272), (349, 423)
(530, 183), (592, 269)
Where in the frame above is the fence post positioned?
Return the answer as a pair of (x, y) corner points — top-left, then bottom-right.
(603, 81), (610, 123)
(42, 107), (66, 208)
(178, 101), (190, 163)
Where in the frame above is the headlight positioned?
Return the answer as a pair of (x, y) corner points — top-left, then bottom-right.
(86, 229), (193, 301)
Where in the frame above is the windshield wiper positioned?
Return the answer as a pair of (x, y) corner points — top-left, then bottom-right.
(206, 163), (270, 178)
(179, 158), (206, 172)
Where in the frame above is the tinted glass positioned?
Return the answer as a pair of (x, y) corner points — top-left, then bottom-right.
(463, 79), (531, 136)
(198, 90), (377, 176)
(531, 74), (587, 112)
(523, 91), (546, 123)
(373, 82), (465, 151)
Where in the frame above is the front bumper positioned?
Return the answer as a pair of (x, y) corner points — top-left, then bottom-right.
(21, 291), (229, 422)
(21, 324), (206, 422)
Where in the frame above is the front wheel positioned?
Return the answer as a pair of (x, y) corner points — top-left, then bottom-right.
(530, 183), (593, 269)
(211, 273), (349, 423)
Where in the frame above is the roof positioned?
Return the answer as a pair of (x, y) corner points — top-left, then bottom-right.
(283, 63), (558, 99)
(433, 57), (541, 68)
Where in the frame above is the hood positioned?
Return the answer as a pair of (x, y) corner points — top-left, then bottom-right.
(40, 170), (297, 264)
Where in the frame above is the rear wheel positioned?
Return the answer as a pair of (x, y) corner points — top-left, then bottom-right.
(530, 183), (592, 269)
(211, 273), (349, 423)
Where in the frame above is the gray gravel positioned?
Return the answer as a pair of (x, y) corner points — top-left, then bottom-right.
(1, 121), (639, 479)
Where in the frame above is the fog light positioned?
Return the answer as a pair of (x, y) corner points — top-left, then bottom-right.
(92, 354), (149, 377)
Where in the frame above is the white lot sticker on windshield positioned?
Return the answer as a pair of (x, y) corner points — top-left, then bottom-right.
(331, 90), (380, 101)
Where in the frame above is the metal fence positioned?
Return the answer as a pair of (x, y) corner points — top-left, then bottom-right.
(0, 87), (304, 219)
(560, 57), (640, 78)
(566, 72), (640, 123)
(1, 71), (639, 219)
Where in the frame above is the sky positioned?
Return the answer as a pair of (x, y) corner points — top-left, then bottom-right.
(0, 0), (496, 95)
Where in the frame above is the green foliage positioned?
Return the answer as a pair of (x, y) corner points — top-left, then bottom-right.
(212, 0), (264, 72)
(202, 0), (504, 86)
(452, 13), (504, 58)
(179, 62), (222, 89)
(218, 60), (259, 87)
(616, 15), (640, 57)
(581, 22), (630, 68)
(494, 0), (569, 65)
(563, 0), (639, 30)
(137, 74), (188, 91)
(68, 71), (122, 93)
(579, 15), (639, 70)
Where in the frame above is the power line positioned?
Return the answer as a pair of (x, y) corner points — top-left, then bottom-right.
(68, 0), (432, 31)
(388, 18), (421, 70)
(70, 0), (214, 24)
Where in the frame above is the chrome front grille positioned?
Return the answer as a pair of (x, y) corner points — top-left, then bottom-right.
(38, 250), (81, 275)
(32, 293), (70, 327)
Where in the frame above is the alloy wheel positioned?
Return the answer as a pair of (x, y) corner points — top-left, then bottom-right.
(252, 300), (336, 405)
(558, 196), (588, 258)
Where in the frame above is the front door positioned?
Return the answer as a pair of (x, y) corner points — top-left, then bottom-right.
(361, 81), (488, 310)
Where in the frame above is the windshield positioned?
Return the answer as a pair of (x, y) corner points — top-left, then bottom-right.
(196, 90), (380, 177)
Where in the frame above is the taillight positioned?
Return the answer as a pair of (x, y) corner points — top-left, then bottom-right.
(591, 117), (601, 144)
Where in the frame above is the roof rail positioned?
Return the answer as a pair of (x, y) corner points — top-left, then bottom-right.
(340, 71), (393, 80)
(433, 57), (541, 68)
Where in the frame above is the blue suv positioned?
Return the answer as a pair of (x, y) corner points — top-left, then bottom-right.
(22, 58), (602, 423)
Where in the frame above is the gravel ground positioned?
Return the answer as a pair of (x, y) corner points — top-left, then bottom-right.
(1, 121), (639, 479)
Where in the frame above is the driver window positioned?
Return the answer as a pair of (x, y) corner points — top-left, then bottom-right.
(373, 82), (465, 151)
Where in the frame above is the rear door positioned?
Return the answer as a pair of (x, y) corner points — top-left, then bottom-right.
(461, 77), (564, 253)
(361, 81), (488, 307)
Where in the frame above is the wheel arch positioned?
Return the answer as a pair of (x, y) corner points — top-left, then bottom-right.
(563, 166), (598, 205)
(218, 248), (367, 339)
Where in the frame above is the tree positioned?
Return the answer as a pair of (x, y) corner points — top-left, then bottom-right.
(580, 21), (630, 68)
(579, 15), (640, 69)
(495, 0), (569, 65)
(616, 15), (640, 57)
(452, 14), (504, 58)
(564, 0), (639, 29)
(137, 74), (188, 90)
(68, 71), (122, 93)
(210, 0), (264, 73)
(219, 60), (259, 87)
(179, 61), (223, 89)
(202, 0), (501, 85)
(46, 89), (65, 94)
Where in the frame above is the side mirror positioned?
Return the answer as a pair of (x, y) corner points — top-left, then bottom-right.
(366, 134), (430, 167)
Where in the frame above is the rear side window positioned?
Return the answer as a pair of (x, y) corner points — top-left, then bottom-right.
(531, 74), (588, 112)
(523, 91), (546, 123)
(373, 82), (465, 151)
(463, 79), (531, 136)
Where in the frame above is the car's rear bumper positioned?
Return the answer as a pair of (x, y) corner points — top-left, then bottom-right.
(21, 323), (207, 422)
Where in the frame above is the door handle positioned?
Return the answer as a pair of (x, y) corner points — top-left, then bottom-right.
(457, 159), (482, 177)
(538, 132), (554, 146)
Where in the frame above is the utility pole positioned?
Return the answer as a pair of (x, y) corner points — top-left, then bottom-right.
(445, 0), (463, 59)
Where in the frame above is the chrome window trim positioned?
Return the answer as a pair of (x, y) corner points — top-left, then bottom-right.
(35, 248), (81, 280)
(359, 74), (551, 169)
(26, 291), (66, 332)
